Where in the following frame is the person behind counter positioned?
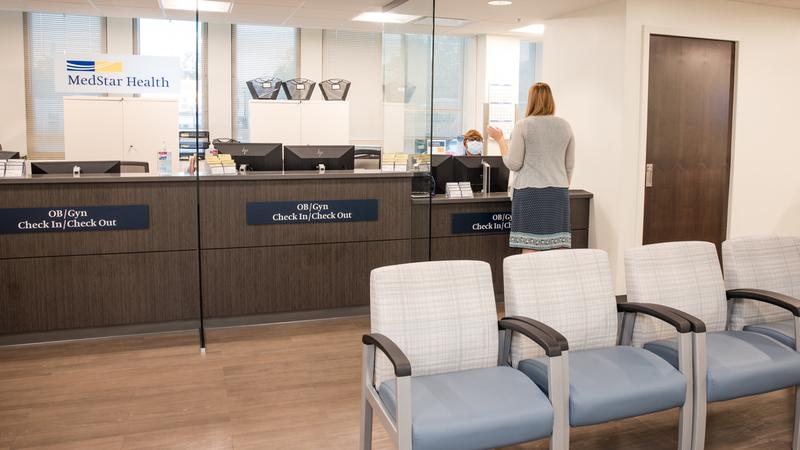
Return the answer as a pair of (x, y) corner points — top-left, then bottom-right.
(486, 82), (575, 253)
(463, 129), (484, 156)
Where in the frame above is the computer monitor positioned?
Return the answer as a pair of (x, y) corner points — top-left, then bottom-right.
(431, 154), (454, 194)
(215, 143), (282, 171)
(31, 161), (121, 175)
(283, 145), (355, 171)
(452, 156), (510, 193)
(0, 151), (20, 160)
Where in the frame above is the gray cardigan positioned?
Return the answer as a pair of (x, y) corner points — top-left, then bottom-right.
(502, 115), (574, 189)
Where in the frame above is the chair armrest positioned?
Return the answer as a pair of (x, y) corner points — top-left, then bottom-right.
(727, 289), (800, 316)
(504, 315), (569, 351)
(499, 317), (564, 357)
(617, 302), (702, 333)
(362, 333), (412, 377)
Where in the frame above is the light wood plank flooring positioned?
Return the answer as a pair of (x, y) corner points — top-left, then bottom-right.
(0, 316), (795, 449)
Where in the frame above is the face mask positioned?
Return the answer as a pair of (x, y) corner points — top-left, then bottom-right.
(466, 141), (482, 155)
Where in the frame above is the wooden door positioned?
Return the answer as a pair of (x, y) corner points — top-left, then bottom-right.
(643, 35), (735, 249)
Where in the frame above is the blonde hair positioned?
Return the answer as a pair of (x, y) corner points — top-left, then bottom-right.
(525, 82), (555, 117)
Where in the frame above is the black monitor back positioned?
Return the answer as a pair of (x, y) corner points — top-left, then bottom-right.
(31, 161), (121, 175)
(452, 156), (509, 193)
(430, 155), (453, 194)
(215, 142), (282, 171)
(283, 145), (355, 171)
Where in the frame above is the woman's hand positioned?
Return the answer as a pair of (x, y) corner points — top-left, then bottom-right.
(486, 126), (505, 142)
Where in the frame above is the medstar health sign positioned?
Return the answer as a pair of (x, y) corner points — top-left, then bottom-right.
(55, 53), (181, 95)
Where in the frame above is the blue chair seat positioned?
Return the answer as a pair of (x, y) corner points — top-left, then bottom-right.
(744, 319), (795, 349)
(645, 330), (800, 403)
(517, 346), (686, 427)
(378, 366), (553, 450)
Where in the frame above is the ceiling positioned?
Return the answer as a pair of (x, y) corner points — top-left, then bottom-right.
(1, 0), (798, 35)
(0, 0), (615, 36)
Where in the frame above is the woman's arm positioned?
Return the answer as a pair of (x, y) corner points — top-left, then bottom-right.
(488, 125), (524, 171)
(565, 133), (575, 185)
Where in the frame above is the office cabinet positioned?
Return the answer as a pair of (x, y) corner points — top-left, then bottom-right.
(64, 97), (179, 173)
(248, 100), (349, 145)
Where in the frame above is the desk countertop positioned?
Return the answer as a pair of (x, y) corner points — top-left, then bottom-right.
(413, 189), (593, 205)
(0, 170), (415, 185)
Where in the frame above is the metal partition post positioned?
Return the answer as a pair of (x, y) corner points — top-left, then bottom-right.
(481, 160), (491, 194)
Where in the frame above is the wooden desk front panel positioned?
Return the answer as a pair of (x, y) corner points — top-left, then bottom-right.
(0, 251), (199, 334)
(201, 240), (413, 317)
(0, 182), (198, 259)
(429, 196), (591, 294)
(199, 178), (412, 249)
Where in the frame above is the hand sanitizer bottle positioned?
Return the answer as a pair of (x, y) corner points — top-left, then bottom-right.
(157, 141), (171, 176)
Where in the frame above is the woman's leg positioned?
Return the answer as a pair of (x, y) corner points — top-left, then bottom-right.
(522, 248), (538, 254)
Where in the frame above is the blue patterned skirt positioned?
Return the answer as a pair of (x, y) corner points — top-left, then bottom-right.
(510, 187), (571, 250)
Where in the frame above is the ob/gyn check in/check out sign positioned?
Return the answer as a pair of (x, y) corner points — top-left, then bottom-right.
(452, 212), (512, 234)
(247, 200), (379, 225)
(54, 53), (181, 95)
(0, 205), (149, 234)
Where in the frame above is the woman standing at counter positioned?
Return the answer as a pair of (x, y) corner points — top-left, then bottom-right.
(487, 82), (575, 253)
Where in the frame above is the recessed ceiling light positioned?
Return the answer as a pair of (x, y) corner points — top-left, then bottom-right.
(488, 1), (513, 5)
(512, 23), (545, 34)
(413, 16), (469, 27)
(161, 0), (232, 13)
(353, 12), (420, 24)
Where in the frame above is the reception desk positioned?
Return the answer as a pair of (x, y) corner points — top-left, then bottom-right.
(0, 172), (592, 342)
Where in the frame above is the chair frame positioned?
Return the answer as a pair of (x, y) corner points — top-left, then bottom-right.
(360, 318), (569, 450)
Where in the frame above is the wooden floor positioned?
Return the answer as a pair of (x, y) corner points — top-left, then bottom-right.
(0, 316), (796, 450)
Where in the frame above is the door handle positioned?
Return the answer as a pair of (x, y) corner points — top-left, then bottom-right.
(645, 163), (654, 187)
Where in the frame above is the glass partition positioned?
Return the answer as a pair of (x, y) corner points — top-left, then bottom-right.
(0, 1), (439, 347)
(194, 3), (435, 334)
(0, 7), (203, 344)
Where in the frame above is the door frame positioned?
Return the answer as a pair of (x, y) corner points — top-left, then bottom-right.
(633, 26), (742, 246)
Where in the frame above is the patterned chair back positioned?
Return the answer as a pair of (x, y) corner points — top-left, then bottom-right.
(625, 241), (728, 346)
(723, 235), (800, 330)
(370, 260), (499, 384)
(504, 249), (618, 365)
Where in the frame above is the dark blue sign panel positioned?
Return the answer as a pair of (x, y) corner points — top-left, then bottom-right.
(247, 199), (379, 225)
(452, 212), (512, 234)
(0, 205), (149, 234)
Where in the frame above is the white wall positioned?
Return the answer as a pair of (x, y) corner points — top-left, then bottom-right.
(323, 30), (383, 146)
(624, 0), (800, 242)
(207, 22), (232, 140)
(544, 0), (800, 293)
(543, 0), (628, 290)
(0, 11), (27, 155)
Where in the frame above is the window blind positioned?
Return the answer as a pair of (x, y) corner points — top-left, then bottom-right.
(24, 13), (106, 156)
(231, 24), (298, 141)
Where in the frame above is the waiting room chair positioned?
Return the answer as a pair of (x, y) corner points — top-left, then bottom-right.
(625, 241), (800, 450)
(723, 235), (800, 349)
(360, 260), (568, 450)
(503, 249), (694, 449)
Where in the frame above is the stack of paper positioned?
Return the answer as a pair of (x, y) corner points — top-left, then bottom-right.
(3, 160), (24, 178)
(381, 153), (409, 172)
(445, 182), (474, 199)
(205, 154), (237, 175)
(414, 154), (431, 172)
